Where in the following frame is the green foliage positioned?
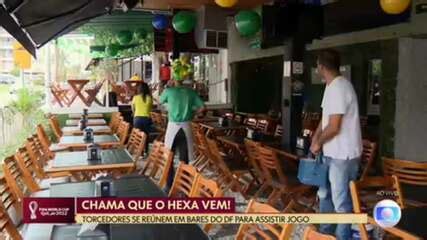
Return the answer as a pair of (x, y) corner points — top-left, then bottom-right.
(0, 88), (47, 161)
(79, 26), (154, 58)
(8, 88), (45, 128)
(10, 67), (20, 77)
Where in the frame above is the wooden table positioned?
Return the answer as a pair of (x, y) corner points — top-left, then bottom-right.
(68, 113), (104, 119)
(45, 149), (135, 180)
(48, 176), (208, 240)
(67, 80), (90, 107)
(65, 119), (107, 126)
(57, 135), (120, 148)
(192, 116), (220, 123)
(199, 121), (246, 136)
(62, 125), (112, 136)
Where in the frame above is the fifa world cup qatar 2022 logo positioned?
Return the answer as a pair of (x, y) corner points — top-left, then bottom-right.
(29, 201), (38, 220)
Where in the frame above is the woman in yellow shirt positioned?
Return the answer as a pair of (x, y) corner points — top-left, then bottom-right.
(131, 83), (153, 152)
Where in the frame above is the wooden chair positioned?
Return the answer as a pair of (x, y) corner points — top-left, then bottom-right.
(50, 84), (70, 107)
(2, 155), (40, 200)
(255, 144), (311, 207)
(224, 112), (234, 120)
(139, 142), (174, 188)
(36, 124), (70, 158)
(205, 137), (253, 199)
(0, 200), (22, 240)
(111, 82), (128, 104)
(350, 176), (405, 240)
(84, 79), (105, 106)
(116, 120), (130, 146)
(14, 147), (69, 194)
(243, 139), (264, 185)
(191, 175), (223, 198)
(192, 128), (213, 172)
(109, 112), (122, 133)
(383, 157), (427, 207)
(359, 140), (377, 180)
(49, 115), (63, 140)
(126, 128), (147, 161)
(169, 163), (200, 197)
(234, 114), (244, 124)
(244, 117), (257, 128)
(255, 119), (270, 133)
(190, 176), (223, 233)
(235, 199), (294, 240)
(274, 125), (283, 139)
(303, 226), (336, 240)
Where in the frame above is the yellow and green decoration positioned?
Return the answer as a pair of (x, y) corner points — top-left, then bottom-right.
(172, 56), (193, 81)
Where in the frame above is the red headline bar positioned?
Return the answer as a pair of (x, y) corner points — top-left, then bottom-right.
(76, 198), (235, 214)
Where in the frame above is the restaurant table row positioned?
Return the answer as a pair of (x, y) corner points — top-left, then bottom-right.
(25, 176), (208, 240)
(66, 119), (107, 127)
(62, 125), (112, 135)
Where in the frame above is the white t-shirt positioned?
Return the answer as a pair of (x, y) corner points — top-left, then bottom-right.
(321, 76), (362, 159)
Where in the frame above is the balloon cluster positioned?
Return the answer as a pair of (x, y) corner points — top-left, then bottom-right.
(171, 56), (193, 81)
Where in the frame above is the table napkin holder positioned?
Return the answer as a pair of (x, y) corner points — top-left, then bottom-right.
(87, 143), (101, 161)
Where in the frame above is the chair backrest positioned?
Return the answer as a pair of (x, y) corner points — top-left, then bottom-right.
(169, 163), (200, 197)
(109, 112), (121, 132)
(360, 140), (377, 180)
(350, 176), (405, 214)
(256, 119), (269, 133)
(36, 124), (54, 159)
(13, 148), (42, 194)
(234, 114), (243, 124)
(0, 176), (21, 213)
(49, 116), (62, 139)
(256, 145), (287, 185)
(140, 142), (174, 188)
(349, 176), (404, 240)
(274, 125), (283, 138)
(244, 139), (264, 183)
(2, 155), (39, 201)
(126, 128), (147, 160)
(235, 199), (293, 240)
(303, 226), (336, 240)
(0, 201), (22, 240)
(24, 136), (48, 179)
(116, 120), (130, 146)
(190, 176), (223, 198)
(383, 157), (427, 186)
(244, 117), (257, 128)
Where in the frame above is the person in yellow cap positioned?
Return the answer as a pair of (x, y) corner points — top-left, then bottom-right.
(130, 73), (142, 81)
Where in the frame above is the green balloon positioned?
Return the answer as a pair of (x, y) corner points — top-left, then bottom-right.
(172, 11), (197, 34)
(235, 10), (261, 37)
(134, 28), (148, 40)
(116, 30), (133, 45)
(105, 44), (120, 57)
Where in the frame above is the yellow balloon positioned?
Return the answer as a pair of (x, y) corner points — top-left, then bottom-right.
(380, 0), (411, 15)
(215, 0), (238, 8)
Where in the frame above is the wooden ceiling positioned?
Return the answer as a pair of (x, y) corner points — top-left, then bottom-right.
(140, 0), (272, 10)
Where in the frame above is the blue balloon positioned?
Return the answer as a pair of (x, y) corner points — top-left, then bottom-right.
(152, 15), (169, 30)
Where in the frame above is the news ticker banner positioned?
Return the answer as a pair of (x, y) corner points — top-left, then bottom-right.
(23, 197), (367, 225)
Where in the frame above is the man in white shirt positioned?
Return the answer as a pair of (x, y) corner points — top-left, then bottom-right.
(310, 49), (362, 240)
